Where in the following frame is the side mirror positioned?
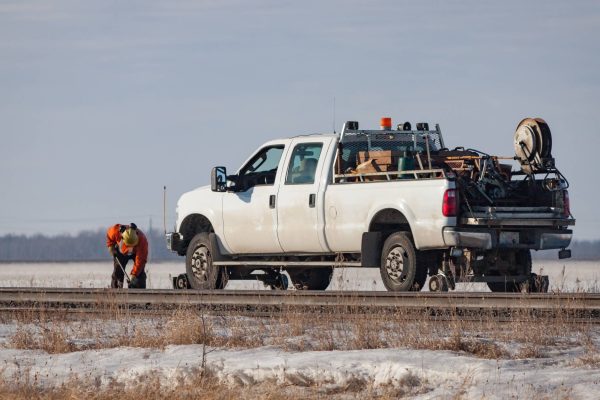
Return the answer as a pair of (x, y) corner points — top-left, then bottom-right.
(211, 166), (227, 192)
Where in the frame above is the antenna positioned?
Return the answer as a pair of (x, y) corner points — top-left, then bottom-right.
(163, 185), (167, 236)
(332, 96), (336, 134)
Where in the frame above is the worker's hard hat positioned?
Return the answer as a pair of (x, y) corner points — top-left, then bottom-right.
(122, 227), (139, 247)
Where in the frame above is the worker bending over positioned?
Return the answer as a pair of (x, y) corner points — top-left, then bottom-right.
(106, 223), (148, 288)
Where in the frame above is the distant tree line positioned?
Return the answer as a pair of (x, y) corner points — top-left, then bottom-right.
(0, 230), (598, 262)
(0, 229), (179, 262)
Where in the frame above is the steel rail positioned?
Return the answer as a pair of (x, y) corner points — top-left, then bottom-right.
(0, 288), (599, 316)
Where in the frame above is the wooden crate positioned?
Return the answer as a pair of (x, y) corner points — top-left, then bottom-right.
(357, 150), (403, 166)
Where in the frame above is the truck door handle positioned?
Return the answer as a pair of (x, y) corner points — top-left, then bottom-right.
(269, 194), (276, 209)
(309, 193), (316, 208)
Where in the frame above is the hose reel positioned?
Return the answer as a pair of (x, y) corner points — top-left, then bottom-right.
(514, 117), (553, 174)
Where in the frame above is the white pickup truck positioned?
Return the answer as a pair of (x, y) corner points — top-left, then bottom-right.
(167, 117), (575, 292)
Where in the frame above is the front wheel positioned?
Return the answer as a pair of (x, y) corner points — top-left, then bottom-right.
(185, 233), (227, 289)
(380, 232), (427, 291)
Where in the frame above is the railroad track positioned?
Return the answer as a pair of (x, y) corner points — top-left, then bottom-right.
(0, 288), (599, 321)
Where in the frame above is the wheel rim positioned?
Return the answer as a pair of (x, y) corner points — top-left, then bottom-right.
(191, 245), (210, 282)
(385, 246), (408, 283)
(429, 277), (439, 291)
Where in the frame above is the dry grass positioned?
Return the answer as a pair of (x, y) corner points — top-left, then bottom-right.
(9, 323), (75, 354)
(1, 294), (597, 362)
(0, 370), (429, 400)
(257, 304), (595, 361)
(0, 296), (598, 399)
(571, 330), (600, 367)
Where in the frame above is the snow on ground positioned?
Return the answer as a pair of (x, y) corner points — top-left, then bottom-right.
(0, 343), (598, 398)
(0, 259), (598, 291)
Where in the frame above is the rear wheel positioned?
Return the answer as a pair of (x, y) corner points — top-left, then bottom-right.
(288, 268), (332, 290)
(185, 233), (227, 289)
(380, 232), (427, 291)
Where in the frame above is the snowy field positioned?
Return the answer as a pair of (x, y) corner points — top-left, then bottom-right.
(0, 260), (598, 398)
(0, 259), (597, 291)
(0, 343), (598, 399)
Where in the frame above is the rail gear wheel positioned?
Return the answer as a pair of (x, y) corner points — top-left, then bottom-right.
(380, 232), (427, 291)
(121, 227), (139, 247)
(288, 268), (332, 290)
(428, 274), (449, 292)
(173, 273), (191, 289)
(185, 233), (228, 289)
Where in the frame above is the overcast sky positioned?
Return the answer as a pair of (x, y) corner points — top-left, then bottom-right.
(1, 0), (598, 240)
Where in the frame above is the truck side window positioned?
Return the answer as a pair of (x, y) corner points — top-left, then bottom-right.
(238, 145), (284, 189)
(285, 143), (323, 185)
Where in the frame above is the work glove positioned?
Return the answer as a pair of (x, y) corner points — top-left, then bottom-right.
(129, 275), (140, 288)
(108, 245), (118, 257)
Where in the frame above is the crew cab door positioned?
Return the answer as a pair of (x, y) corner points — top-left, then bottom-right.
(276, 138), (331, 252)
(222, 144), (287, 254)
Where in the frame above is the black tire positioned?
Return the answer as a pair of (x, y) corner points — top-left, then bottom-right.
(487, 250), (531, 293)
(380, 232), (427, 291)
(288, 268), (332, 290)
(185, 233), (227, 289)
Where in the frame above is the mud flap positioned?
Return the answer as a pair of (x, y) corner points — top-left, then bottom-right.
(361, 232), (383, 267)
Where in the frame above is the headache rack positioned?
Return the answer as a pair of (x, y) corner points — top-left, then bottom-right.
(334, 121), (448, 183)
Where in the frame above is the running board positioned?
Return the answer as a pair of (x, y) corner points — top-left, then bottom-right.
(213, 261), (362, 268)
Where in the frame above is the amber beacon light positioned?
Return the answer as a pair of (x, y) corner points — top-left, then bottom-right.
(380, 117), (392, 130)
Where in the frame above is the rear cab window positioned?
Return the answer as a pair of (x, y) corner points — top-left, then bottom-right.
(285, 143), (323, 185)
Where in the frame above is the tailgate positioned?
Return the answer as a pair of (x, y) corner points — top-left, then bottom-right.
(460, 206), (576, 227)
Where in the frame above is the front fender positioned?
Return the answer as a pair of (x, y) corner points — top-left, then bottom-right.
(176, 186), (230, 253)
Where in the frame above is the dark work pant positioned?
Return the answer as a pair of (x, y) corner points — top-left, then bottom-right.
(111, 251), (146, 289)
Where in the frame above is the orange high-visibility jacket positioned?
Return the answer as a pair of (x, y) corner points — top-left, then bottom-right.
(106, 224), (148, 277)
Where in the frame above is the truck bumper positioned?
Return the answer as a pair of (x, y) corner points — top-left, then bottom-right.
(442, 227), (572, 250)
(166, 232), (183, 253)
